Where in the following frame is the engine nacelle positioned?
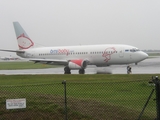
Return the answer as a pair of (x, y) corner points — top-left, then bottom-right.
(68, 59), (87, 70)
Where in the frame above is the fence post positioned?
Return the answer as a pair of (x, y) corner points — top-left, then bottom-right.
(153, 76), (160, 120)
(62, 80), (68, 120)
(138, 89), (154, 120)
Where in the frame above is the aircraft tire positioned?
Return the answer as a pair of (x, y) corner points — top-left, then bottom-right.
(64, 66), (71, 74)
(79, 69), (85, 74)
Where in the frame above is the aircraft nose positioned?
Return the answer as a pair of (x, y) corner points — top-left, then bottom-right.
(141, 52), (148, 60)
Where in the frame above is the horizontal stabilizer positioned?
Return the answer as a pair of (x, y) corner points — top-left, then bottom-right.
(0, 49), (25, 53)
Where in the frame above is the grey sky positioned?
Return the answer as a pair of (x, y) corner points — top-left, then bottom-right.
(0, 0), (160, 56)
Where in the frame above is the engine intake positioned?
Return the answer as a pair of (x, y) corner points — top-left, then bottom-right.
(68, 59), (87, 70)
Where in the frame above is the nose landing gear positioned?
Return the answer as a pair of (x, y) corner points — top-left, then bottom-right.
(64, 67), (85, 74)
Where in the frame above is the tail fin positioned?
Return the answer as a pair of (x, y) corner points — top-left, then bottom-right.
(13, 22), (34, 50)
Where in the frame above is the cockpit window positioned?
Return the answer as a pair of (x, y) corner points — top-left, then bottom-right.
(130, 48), (140, 52)
(125, 49), (129, 52)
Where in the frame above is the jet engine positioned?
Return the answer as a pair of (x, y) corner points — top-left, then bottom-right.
(68, 59), (88, 70)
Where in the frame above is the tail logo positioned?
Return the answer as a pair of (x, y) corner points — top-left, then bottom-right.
(17, 33), (34, 49)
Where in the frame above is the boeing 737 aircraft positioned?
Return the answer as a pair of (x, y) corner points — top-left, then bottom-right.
(0, 22), (148, 74)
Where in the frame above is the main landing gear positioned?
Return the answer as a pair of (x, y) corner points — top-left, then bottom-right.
(79, 69), (85, 74)
(64, 66), (71, 74)
(64, 67), (85, 74)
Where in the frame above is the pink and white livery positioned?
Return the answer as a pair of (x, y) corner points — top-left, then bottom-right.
(0, 22), (148, 74)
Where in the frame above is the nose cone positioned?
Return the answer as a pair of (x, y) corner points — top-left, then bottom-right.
(143, 52), (148, 59)
(140, 52), (148, 61)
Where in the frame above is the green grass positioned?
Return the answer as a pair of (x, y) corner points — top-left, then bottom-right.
(147, 52), (160, 56)
(0, 74), (157, 119)
(0, 61), (60, 70)
(0, 61), (158, 119)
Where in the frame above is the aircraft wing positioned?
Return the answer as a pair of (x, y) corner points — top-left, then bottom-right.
(29, 58), (68, 65)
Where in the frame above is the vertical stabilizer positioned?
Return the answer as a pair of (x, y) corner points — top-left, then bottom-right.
(13, 22), (34, 50)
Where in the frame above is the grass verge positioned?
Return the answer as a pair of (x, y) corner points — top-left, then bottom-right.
(0, 74), (157, 119)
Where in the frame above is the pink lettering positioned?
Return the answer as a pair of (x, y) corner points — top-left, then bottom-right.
(58, 49), (69, 55)
(102, 47), (116, 62)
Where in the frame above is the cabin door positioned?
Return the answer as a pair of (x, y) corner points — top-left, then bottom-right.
(119, 49), (124, 57)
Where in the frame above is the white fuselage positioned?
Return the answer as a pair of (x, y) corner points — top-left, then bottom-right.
(0, 22), (149, 74)
(17, 44), (148, 66)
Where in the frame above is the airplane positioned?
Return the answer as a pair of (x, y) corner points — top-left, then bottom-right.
(0, 22), (148, 74)
(0, 55), (20, 60)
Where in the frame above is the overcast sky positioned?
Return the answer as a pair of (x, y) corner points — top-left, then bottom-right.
(0, 0), (160, 56)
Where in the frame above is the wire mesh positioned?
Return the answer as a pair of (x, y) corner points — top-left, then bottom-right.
(0, 80), (156, 120)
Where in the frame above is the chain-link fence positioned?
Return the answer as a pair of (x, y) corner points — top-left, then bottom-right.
(0, 80), (156, 120)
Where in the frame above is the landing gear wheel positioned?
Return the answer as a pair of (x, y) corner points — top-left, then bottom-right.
(64, 66), (71, 74)
(79, 69), (85, 74)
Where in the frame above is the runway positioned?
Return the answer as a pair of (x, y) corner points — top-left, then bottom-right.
(0, 57), (160, 75)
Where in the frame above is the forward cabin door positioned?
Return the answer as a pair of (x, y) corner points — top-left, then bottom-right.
(119, 48), (124, 58)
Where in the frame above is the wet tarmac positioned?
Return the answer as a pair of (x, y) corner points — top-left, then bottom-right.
(0, 57), (160, 75)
